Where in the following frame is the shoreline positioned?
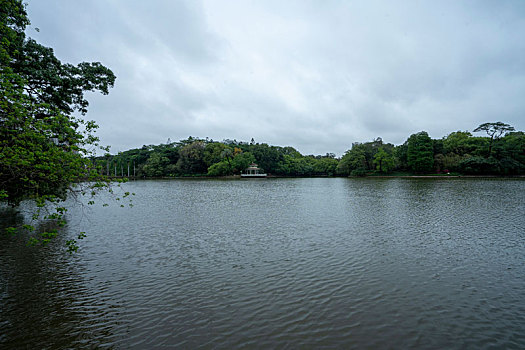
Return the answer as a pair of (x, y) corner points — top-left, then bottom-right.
(111, 174), (525, 180)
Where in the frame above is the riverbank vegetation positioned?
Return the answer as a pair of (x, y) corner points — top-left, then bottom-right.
(1, 1), (118, 250)
(99, 122), (524, 178)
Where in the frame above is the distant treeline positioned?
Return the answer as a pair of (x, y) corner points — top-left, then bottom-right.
(96, 122), (524, 177)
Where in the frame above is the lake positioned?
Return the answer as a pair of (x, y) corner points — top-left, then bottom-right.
(1, 178), (525, 349)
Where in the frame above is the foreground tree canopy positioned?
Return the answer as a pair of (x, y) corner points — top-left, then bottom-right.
(1, 0), (116, 249)
(100, 121), (524, 179)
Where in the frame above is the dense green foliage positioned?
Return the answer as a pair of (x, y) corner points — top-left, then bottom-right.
(1, 0), (117, 250)
(102, 124), (524, 178)
(474, 122), (515, 157)
(337, 138), (395, 176)
(99, 138), (339, 177)
(406, 131), (434, 173)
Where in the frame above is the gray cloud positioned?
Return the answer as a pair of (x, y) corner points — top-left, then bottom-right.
(27, 0), (525, 156)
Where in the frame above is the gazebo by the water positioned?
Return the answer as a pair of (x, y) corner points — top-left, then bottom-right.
(241, 163), (267, 177)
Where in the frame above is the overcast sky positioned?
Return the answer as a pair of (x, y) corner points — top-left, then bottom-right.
(26, 0), (525, 156)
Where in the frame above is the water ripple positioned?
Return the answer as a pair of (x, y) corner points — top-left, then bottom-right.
(1, 178), (524, 348)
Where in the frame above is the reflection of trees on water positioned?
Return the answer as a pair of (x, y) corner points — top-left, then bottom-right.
(0, 207), (119, 349)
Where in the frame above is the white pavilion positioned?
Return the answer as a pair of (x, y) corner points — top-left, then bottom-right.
(241, 163), (267, 177)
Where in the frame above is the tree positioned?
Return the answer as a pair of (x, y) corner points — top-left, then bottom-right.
(203, 142), (227, 167)
(13, 40), (115, 115)
(142, 152), (170, 177)
(497, 132), (525, 166)
(276, 154), (315, 176)
(443, 131), (474, 156)
(373, 147), (395, 173)
(0, 0), (28, 68)
(220, 147), (233, 170)
(207, 161), (230, 176)
(337, 138), (389, 175)
(247, 143), (283, 174)
(394, 143), (408, 170)
(176, 141), (207, 174)
(406, 131), (434, 173)
(337, 145), (367, 175)
(458, 156), (500, 175)
(231, 152), (256, 174)
(1, 0), (117, 251)
(473, 122), (515, 157)
(312, 157), (338, 176)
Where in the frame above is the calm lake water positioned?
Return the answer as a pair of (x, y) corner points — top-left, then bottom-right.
(1, 178), (525, 349)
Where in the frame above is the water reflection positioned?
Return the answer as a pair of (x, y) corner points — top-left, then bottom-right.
(0, 207), (119, 349)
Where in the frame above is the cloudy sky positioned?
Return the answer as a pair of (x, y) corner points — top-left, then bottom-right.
(26, 0), (525, 156)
